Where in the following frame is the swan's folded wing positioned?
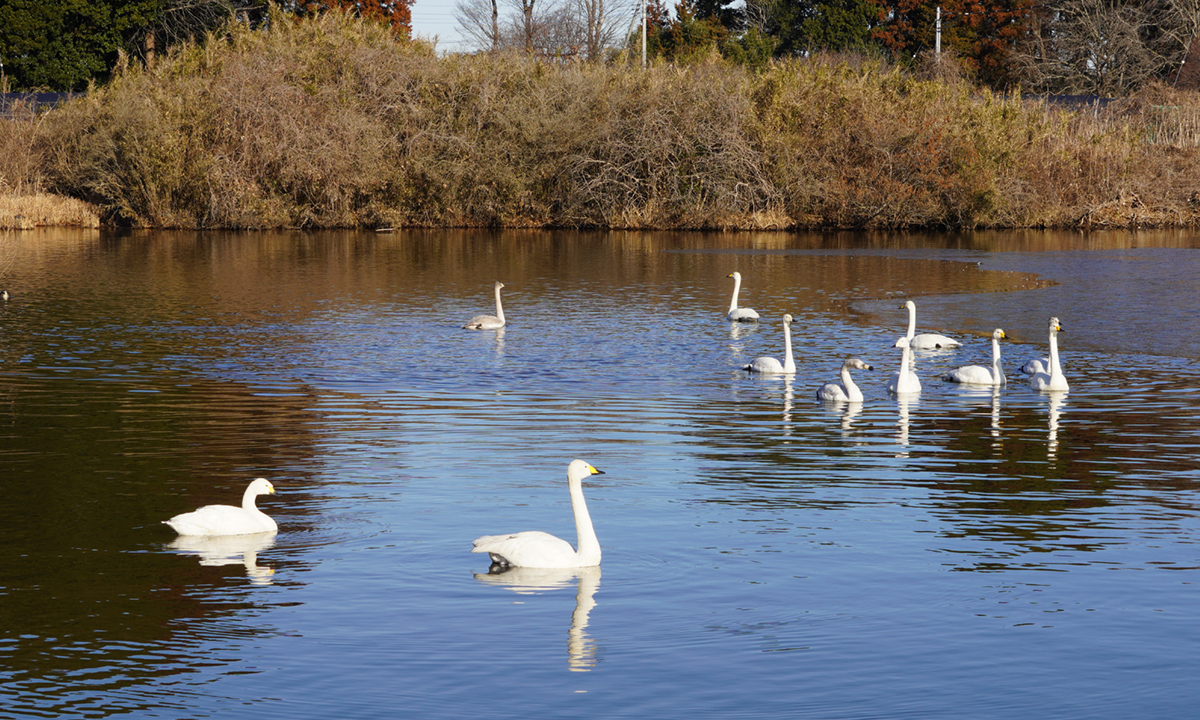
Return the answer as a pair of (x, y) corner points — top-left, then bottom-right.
(472, 530), (579, 568)
(943, 365), (995, 384)
(166, 504), (275, 536)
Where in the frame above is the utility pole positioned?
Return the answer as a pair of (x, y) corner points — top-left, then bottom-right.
(935, 6), (942, 63)
(641, 1), (647, 68)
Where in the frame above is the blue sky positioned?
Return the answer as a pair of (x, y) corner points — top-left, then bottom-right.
(410, 0), (469, 52)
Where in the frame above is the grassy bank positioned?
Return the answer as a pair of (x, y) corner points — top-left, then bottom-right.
(4, 9), (1200, 230)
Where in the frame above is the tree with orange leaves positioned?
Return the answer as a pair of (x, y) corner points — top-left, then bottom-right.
(869, 0), (1033, 88)
(288, 1), (413, 36)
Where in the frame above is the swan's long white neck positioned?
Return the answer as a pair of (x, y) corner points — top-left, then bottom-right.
(729, 275), (742, 313)
(905, 304), (916, 340)
(1048, 330), (1062, 381)
(242, 486), (262, 512)
(840, 364), (862, 401)
(898, 344), (916, 388)
(991, 336), (1005, 384)
(570, 478), (601, 565)
(782, 322), (795, 374)
(493, 284), (505, 324)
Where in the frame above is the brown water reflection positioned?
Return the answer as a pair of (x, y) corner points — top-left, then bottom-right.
(0, 226), (1198, 719)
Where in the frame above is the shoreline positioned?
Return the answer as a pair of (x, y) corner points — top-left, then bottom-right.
(3, 191), (1194, 232)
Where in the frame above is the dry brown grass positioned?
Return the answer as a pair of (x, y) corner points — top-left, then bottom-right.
(0, 193), (101, 229)
(4, 9), (1200, 230)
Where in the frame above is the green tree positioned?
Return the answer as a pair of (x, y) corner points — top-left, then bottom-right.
(751, 0), (883, 56)
(652, 0), (728, 61)
(0, 0), (160, 90)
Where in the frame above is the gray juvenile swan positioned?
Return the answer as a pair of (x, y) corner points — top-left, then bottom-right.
(943, 329), (1007, 385)
(817, 358), (873, 402)
(165, 478), (278, 536)
(902, 300), (960, 349)
(744, 314), (796, 374)
(726, 272), (760, 322)
(463, 281), (506, 330)
(1030, 317), (1069, 392)
(472, 460), (605, 569)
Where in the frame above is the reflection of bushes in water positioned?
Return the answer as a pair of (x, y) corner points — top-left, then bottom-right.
(10, 8), (1200, 230)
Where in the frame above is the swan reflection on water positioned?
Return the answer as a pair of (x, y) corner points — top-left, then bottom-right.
(474, 565), (601, 672)
(991, 386), (1002, 444)
(895, 395), (917, 454)
(168, 532), (277, 585)
(1047, 391), (1066, 459)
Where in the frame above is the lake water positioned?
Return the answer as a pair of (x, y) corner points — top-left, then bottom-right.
(1, 228), (1198, 719)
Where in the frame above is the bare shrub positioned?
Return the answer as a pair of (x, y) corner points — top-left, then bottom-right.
(28, 9), (1200, 230)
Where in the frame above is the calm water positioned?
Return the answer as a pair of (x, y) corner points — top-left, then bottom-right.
(1, 228), (1199, 719)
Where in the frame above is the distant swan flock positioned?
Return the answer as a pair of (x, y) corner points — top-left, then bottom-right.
(158, 273), (1069, 577)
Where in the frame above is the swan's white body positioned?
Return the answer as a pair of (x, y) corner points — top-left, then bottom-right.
(1030, 317), (1069, 392)
(888, 337), (922, 394)
(472, 460), (604, 569)
(944, 329), (1007, 385)
(745, 314), (795, 374)
(463, 281), (506, 330)
(817, 358), (873, 402)
(165, 478), (278, 536)
(902, 300), (960, 349)
(726, 272), (760, 322)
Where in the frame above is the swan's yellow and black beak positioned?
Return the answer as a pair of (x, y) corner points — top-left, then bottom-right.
(588, 465), (605, 476)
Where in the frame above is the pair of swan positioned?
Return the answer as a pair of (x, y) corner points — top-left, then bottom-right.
(165, 478), (278, 536)
(887, 337), (922, 394)
(463, 281), (506, 330)
(1027, 317), (1068, 391)
(165, 461), (606, 570)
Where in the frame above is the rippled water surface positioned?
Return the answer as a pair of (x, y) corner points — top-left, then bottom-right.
(1, 228), (1199, 719)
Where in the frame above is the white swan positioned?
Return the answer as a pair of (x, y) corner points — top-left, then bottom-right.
(463, 281), (506, 329)
(744, 314), (795, 374)
(887, 336), (921, 394)
(726, 272), (760, 322)
(902, 300), (960, 349)
(1030, 317), (1069, 392)
(817, 358), (873, 402)
(165, 478), (278, 536)
(472, 459), (604, 569)
(943, 328), (1007, 385)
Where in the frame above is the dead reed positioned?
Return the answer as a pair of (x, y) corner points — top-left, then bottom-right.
(3, 9), (1200, 230)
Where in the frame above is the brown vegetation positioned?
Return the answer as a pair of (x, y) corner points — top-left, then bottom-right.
(3, 9), (1200, 230)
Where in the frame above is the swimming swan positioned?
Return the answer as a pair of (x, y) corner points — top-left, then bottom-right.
(1030, 317), (1069, 392)
(463, 281), (506, 330)
(902, 300), (960, 349)
(943, 329), (1007, 385)
(165, 478), (278, 536)
(887, 337), (922, 394)
(817, 358), (873, 402)
(472, 460), (605, 569)
(726, 272), (760, 322)
(744, 314), (796, 374)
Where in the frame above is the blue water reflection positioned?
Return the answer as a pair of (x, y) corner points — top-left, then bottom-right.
(0, 228), (1198, 719)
